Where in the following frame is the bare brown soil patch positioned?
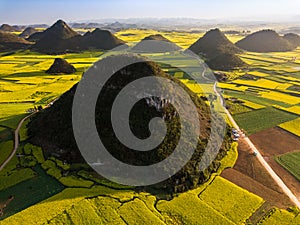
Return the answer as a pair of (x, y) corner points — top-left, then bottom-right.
(249, 126), (300, 198)
(221, 139), (294, 208)
(249, 127), (300, 157)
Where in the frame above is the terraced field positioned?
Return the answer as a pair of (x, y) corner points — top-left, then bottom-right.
(198, 177), (264, 224)
(0, 50), (103, 220)
(1, 175), (264, 225)
(217, 46), (300, 224)
(219, 48), (300, 136)
(0, 142), (241, 224)
(0, 31), (299, 224)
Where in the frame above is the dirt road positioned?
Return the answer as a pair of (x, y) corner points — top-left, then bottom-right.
(214, 82), (300, 209)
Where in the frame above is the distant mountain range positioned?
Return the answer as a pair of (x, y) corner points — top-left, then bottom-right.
(1, 20), (299, 68)
(29, 20), (126, 54)
(3, 17), (300, 33)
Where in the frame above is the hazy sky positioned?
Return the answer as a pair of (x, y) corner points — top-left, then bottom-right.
(0, 0), (299, 24)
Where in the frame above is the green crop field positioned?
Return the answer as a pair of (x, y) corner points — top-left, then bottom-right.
(275, 151), (300, 181)
(59, 176), (94, 188)
(0, 141), (13, 165)
(2, 177), (263, 225)
(0, 143), (39, 191)
(234, 107), (298, 134)
(217, 47), (300, 135)
(0, 50), (101, 221)
(0, 165), (64, 219)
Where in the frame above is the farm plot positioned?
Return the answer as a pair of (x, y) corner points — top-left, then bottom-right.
(234, 107), (298, 135)
(199, 176), (264, 224)
(240, 58), (271, 67)
(218, 82), (249, 92)
(224, 90), (291, 107)
(275, 151), (300, 181)
(278, 117), (300, 137)
(118, 198), (165, 225)
(0, 113), (28, 129)
(258, 208), (300, 225)
(0, 140), (239, 224)
(250, 127), (300, 157)
(241, 100), (265, 109)
(157, 176), (263, 225)
(225, 101), (252, 115)
(232, 78), (284, 90)
(261, 91), (300, 105)
(157, 191), (235, 225)
(247, 71), (270, 78)
(0, 165), (64, 220)
(275, 105), (300, 115)
(0, 51), (98, 126)
(241, 55), (286, 65)
(0, 185), (143, 225)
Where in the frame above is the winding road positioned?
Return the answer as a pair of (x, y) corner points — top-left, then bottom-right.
(0, 98), (58, 172)
(0, 112), (36, 172)
(214, 82), (300, 209)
